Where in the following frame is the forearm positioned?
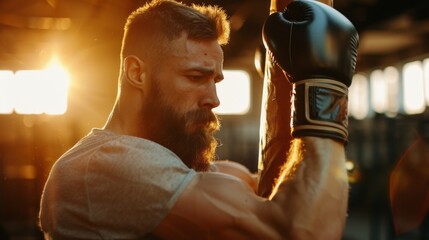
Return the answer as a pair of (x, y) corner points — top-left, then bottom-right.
(271, 137), (349, 240)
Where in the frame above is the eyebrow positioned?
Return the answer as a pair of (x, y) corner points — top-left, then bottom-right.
(187, 66), (224, 81)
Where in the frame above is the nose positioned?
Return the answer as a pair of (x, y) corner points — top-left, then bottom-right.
(199, 81), (220, 109)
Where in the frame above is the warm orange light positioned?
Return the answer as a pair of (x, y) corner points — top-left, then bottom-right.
(43, 57), (70, 115)
(14, 70), (46, 114)
(0, 56), (70, 115)
(0, 71), (15, 114)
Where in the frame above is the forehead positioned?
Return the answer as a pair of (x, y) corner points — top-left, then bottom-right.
(166, 34), (224, 69)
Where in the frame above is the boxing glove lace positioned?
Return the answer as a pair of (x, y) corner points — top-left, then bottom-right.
(262, 0), (359, 143)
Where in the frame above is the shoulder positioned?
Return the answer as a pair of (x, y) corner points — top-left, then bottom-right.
(86, 133), (195, 191)
(83, 133), (197, 236)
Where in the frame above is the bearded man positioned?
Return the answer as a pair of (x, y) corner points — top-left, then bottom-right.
(39, 0), (358, 239)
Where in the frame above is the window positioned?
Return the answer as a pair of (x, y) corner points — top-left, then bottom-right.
(214, 70), (251, 115)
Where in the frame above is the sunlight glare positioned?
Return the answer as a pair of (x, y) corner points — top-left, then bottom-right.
(14, 70), (46, 114)
(12, 56), (70, 115)
(214, 70), (251, 115)
(44, 57), (70, 114)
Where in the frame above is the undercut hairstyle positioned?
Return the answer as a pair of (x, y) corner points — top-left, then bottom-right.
(120, 0), (230, 61)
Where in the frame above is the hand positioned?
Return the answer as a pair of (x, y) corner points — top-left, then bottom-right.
(262, 0), (359, 143)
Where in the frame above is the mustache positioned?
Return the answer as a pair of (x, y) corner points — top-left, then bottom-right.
(184, 109), (220, 133)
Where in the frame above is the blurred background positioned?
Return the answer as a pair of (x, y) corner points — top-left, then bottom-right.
(0, 0), (428, 239)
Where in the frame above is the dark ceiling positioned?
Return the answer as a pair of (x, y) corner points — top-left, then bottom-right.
(1, 0), (429, 73)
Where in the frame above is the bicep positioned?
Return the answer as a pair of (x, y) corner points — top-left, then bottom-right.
(152, 172), (282, 239)
(211, 161), (258, 192)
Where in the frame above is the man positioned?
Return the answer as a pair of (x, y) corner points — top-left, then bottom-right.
(39, 0), (358, 239)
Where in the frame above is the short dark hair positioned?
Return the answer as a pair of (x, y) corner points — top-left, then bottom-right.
(120, 0), (230, 60)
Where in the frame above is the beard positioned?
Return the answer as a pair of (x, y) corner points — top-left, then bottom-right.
(142, 81), (220, 172)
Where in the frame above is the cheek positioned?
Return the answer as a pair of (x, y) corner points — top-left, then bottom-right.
(168, 89), (200, 113)
(173, 98), (196, 117)
(156, 74), (201, 114)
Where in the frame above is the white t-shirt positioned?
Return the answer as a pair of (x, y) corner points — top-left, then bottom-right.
(39, 128), (196, 239)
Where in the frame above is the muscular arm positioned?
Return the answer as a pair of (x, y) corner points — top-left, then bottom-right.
(269, 137), (348, 239)
(153, 137), (348, 239)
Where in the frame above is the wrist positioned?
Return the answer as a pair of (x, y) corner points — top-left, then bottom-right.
(291, 78), (349, 143)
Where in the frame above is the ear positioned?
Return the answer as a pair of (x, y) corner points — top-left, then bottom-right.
(123, 55), (146, 89)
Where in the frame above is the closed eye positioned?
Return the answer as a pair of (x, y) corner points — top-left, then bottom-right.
(187, 75), (206, 82)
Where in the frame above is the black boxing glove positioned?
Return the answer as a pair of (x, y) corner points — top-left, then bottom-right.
(262, 0), (359, 144)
